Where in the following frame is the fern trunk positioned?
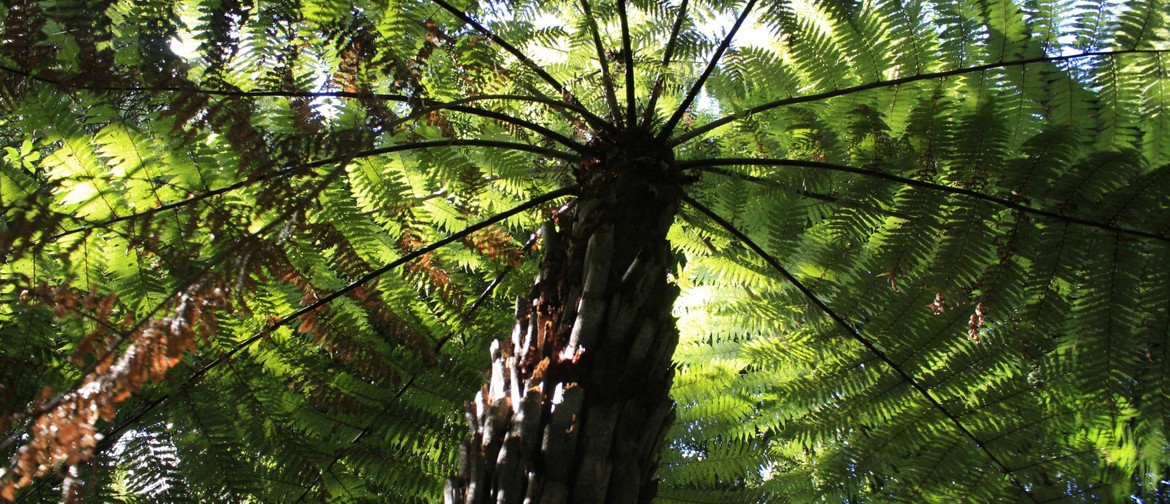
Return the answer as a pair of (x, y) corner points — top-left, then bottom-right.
(445, 132), (685, 504)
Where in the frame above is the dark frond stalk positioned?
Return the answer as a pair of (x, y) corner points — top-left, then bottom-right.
(188, 186), (579, 372)
(375, 96), (590, 151)
(414, 94), (609, 133)
(440, 105), (586, 152)
(48, 174), (267, 241)
(695, 165), (912, 219)
(618, 0), (636, 125)
(679, 194), (1038, 503)
(356, 138), (579, 163)
(1, 160), (361, 466)
(294, 230), (545, 504)
(0, 64), (611, 132)
(49, 140), (577, 241)
(430, 0), (616, 134)
(47, 155), (356, 241)
(680, 157), (1170, 243)
(10, 143), (571, 427)
(655, 0), (756, 143)
(446, 134), (687, 503)
(580, 0), (624, 126)
(641, 0), (689, 128)
(89, 189), (576, 460)
(670, 48), (1170, 146)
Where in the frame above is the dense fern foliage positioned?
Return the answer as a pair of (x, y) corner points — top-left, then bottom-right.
(1, 0), (1168, 501)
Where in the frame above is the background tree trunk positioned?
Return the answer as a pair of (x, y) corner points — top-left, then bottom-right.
(445, 134), (685, 504)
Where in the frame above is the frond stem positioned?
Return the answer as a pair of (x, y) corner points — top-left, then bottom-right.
(580, 0), (624, 126)
(656, 0), (756, 142)
(696, 165), (912, 219)
(641, 0), (689, 127)
(293, 226), (545, 503)
(429, 0), (615, 134)
(618, 0), (636, 125)
(0, 65), (603, 145)
(93, 187), (577, 456)
(4, 159), (356, 458)
(50, 139), (577, 241)
(312, 138), (579, 166)
(680, 193), (1036, 502)
(438, 105), (585, 152)
(670, 48), (1170, 146)
(681, 158), (1170, 243)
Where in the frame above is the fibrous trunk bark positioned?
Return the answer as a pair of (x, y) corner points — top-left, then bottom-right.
(445, 131), (685, 504)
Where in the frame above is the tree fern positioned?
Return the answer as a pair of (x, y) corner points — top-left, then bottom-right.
(2, 0), (1169, 502)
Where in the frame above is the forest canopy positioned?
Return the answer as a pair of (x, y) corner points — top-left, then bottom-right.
(1, 0), (1169, 502)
